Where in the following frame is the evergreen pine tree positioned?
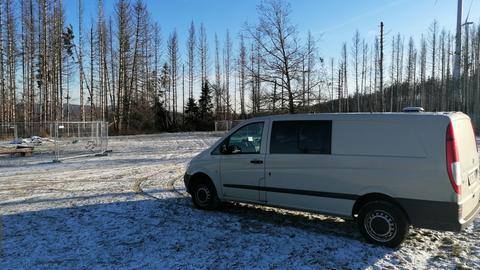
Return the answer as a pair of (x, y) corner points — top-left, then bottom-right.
(198, 81), (213, 121)
(153, 97), (168, 131)
(197, 81), (214, 130)
(184, 97), (199, 130)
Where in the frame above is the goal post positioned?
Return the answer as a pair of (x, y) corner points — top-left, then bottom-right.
(214, 120), (232, 132)
(214, 120), (244, 132)
(53, 121), (109, 162)
(0, 121), (109, 165)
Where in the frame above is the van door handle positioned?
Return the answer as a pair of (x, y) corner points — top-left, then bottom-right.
(250, 159), (263, 164)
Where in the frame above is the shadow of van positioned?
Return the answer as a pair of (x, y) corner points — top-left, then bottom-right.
(1, 194), (395, 269)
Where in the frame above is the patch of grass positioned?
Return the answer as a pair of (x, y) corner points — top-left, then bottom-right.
(441, 237), (454, 246)
(455, 263), (469, 270)
(451, 244), (465, 257)
(432, 254), (447, 260)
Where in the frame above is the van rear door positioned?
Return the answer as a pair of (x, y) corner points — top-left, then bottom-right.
(452, 116), (480, 222)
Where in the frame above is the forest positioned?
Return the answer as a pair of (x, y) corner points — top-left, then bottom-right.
(0, 0), (479, 134)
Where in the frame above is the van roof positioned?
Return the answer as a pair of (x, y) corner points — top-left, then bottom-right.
(243, 112), (468, 122)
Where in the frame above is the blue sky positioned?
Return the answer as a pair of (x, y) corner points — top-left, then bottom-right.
(63, 0), (480, 102)
(65, 0), (480, 57)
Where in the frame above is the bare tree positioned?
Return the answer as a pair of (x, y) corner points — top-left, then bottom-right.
(395, 34), (404, 110)
(352, 30), (361, 111)
(249, 40), (260, 114)
(0, 0), (5, 124)
(390, 36), (396, 112)
(214, 33), (221, 117)
(238, 33), (246, 117)
(89, 26), (95, 121)
(124, 0), (145, 129)
(187, 21), (195, 100)
(115, 0), (131, 131)
(405, 37), (416, 106)
(247, 0), (303, 114)
(337, 58), (343, 112)
(168, 30), (179, 125)
(224, 29), (232, 119)
(360, 39), (368, 111)
(78, 0), (85, 122)
(198, 23), (208, 87)
(6, 0), (17, 124)
(428, 20), (438, 109)
(330, 58), (335, 111)
(439, 29), (447, 110)
(98, 0), (108, 122)
(419, 35), (427, 107)
(341, 42), (348, 111)
(305, 31), (316, 108)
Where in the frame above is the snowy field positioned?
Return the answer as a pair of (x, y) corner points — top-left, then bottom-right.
(0, 132), (479, 269)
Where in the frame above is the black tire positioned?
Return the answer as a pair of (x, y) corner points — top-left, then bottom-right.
(191, 180), (220, 210)
(357, 200), (409, 248)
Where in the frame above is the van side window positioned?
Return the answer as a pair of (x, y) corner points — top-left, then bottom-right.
(270, 121), (332, 154)
(219, 122), (264, 154)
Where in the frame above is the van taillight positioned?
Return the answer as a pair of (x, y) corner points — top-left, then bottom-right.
(446, 123), (462, 194)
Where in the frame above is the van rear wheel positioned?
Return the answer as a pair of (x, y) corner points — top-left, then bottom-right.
(357, 201), (409, 247)
(191, 181), (220, 210)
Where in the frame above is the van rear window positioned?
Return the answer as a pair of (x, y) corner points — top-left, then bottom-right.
(270, 121), (332, 154)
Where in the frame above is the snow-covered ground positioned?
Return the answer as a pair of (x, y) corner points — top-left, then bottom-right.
(0, 132), (479, 269)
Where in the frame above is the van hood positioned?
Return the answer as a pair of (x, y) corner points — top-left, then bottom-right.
(191, 147), (211, 161)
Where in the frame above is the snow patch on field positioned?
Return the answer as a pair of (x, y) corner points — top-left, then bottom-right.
(0, 132), (479, 269)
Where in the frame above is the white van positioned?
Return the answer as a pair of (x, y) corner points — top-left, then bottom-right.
(184, 112), (480, 247)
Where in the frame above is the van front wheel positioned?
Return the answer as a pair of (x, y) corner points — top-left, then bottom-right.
(191, 181), (220, 210)
(357, 201), (409, 247)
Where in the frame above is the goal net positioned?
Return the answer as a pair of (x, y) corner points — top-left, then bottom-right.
(53, 121), (109, 161)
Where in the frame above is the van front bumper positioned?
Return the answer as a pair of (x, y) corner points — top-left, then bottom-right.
(183, 173), (192, 194)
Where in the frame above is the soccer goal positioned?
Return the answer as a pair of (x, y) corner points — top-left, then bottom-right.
(53, 121), (109, 162)
(214, 120), (244, 132)
(0, 121), (108, 164)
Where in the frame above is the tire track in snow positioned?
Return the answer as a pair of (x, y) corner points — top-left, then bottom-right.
(133, 163), (186, 201)
(166, 175), (187, 197)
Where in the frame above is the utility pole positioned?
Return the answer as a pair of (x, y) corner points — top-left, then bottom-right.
(453, 0), (462, 110)
(380, 21), (384, 112)
(463, 21), (473, 112)
(233, 72), (237, 118)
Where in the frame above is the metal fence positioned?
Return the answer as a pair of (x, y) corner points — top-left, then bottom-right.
(0, 121), (108, 164)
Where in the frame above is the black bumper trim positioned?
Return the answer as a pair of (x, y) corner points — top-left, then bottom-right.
(223, 184), (359, 200)
(184, 174), (192, 194)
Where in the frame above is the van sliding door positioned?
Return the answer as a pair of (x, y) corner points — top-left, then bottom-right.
(265, 120), (351, 215)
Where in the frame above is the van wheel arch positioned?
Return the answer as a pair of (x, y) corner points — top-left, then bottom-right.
(188, 172), (220, 210)
(188, 172), (216, 194)
(352, 193), (410, 223)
